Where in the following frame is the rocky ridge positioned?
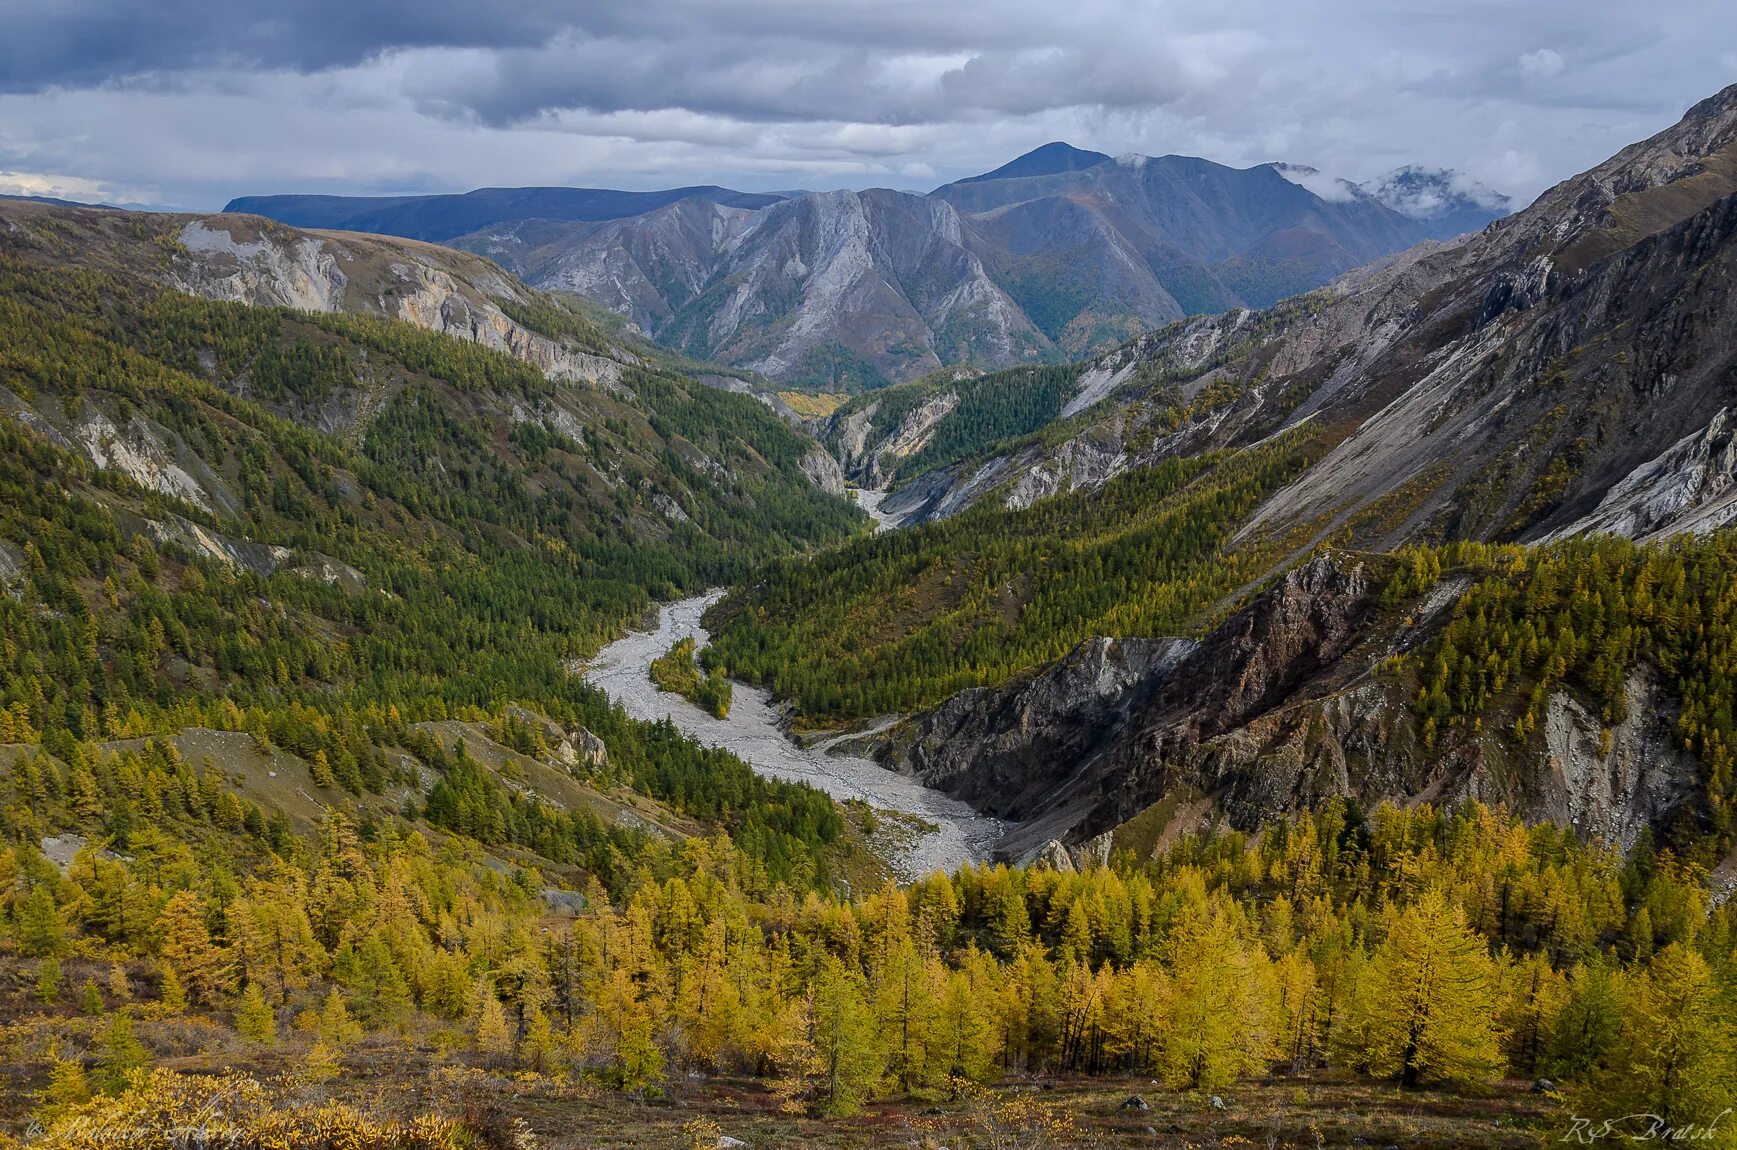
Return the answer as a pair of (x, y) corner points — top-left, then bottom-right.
(837, 86), (1737, 556)
(824, 87), (1737, 860)
(855, 554), (1701, 865)
(171, 216), (631, 387)
(416, 148), (1505, 387)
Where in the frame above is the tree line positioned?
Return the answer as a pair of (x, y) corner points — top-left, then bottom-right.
(3, 782), (1731, 1128)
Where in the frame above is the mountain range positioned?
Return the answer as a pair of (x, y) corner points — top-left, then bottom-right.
(2, 75), (1736, 1142)
(226, 149), (1510, 388)
(732, 82), (1737, 864)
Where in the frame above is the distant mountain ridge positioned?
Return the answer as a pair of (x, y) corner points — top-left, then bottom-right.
(229, 146), (1513, 386)
(1358, 165), (1513, 235)
(223, 185), (787, 243)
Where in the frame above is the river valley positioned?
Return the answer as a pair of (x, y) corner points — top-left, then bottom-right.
(583, 592), (1004, 879)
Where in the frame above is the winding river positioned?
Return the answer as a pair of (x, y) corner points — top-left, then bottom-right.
(584, 592), (1004, 879)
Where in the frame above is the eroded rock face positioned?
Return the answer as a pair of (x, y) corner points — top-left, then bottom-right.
(569, 727), (609, 772)
(74, 406), (235, 515)
(178, 220), (347, 312)
(171, 218), (627, 388)
(798, 448), (848, 496)
(1542, 408), (1737, 541)
(872, 553), (1705, 860)
(506, 705), (610, 774)
(1542, 669), (1700, 848)
(859, 635), (1195, 816)
(460, 189), (1048, 387)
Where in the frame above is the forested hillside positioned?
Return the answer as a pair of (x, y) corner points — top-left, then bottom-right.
(0, 201), (873, 887)
(2, 84), (1736, 1150)
(826, 364), (1082, 493)
(704, 87), (1737, 878)
(709, 437), (1315, 718)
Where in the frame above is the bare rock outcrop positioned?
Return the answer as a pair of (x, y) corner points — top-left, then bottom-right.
(171, 217), (628, 388)
(873, 553), (1705, 861)
(798, 447), (848, 496)
(859, 635), (1194, 816)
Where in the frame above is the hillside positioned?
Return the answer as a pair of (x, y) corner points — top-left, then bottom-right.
(0, 195), (872, 878)
(6, 63), (1737, 1150)
(11, 195), (1734, 1149)
(708, 85), (1737, 874)
(827, 84), (1737, 543)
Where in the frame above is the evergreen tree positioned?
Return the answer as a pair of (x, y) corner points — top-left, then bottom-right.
(96, 1012), (149, 1093)
(473, 984), (514, 1060)
(316, 990), (362, 1048)
(1356, 889), (1503, 1087)
(1158, 905), (1275, 1091)
(36, 1048), (92, 1123)
(234, 984), (277, 1046)
(156, 890), (228, 1006)
(17, 886), (67, 958)
(1601, 943), (1737, 1132)
(806, 956), (882, 1117)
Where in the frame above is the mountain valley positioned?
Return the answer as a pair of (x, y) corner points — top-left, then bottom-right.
(0, 70), (1732, 1150)
(707, 84), (1737, 869)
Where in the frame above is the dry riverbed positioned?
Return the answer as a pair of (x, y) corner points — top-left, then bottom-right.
(583, 592), (1004, 879)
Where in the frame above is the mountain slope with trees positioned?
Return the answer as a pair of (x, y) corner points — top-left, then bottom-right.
(711, 86), (1737, 873)
(829, 84), (1737, 542)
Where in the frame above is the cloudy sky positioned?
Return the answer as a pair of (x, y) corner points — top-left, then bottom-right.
(2, 0), (1732, 211)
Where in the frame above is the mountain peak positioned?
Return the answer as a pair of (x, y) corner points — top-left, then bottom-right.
(1359, 166), (1511, 220)
(1267, 162), (1366, 204)
(955, 142), (1113, 184)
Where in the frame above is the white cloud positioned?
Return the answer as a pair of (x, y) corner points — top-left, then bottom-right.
(1270, 163), (1359, 203)
(1518, 47), (1566, 83)
(0, 169), (152, 203)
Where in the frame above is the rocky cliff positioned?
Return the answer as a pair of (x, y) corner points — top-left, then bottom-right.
(848, 635), (1195, 816)
(458, 189), (1049, 390)
(170, 216), (630, 387)
(857, 555), (1703, 864)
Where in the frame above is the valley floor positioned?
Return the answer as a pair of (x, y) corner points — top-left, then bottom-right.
(582, 593), (1004, 879)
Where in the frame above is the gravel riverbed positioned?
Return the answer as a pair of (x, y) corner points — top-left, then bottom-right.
(583, 591), (1003, 878)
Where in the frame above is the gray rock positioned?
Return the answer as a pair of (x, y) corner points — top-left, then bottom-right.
(859, 634), (1194, 820)
(798, 448), (847, 496)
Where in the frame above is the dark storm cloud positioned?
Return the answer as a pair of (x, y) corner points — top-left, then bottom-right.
(2, 0), (1202, 125)
(0, 0), (578, 91)
(0, 0), (1730, 211)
